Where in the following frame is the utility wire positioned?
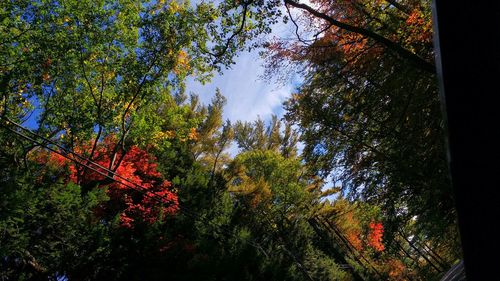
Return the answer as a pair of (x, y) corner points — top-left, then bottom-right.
(1, 123), (170, 205)
(0, 116), (267, 253)
(7, 115), (429, 280)
(316, 215), (383, 279)
(5, 116), (414, 280)
(0, 117), (261, 246)
(0, 115), (175, 205)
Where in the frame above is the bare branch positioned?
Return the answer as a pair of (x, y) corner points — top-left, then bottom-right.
(285, 3), (310, 45)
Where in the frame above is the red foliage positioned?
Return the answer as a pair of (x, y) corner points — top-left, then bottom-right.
(367, 221), (385, 252)
(37, 138), (178, 228)
(405, 9), (433, 44)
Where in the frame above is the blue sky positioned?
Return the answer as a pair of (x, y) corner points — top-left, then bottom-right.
(185, 47), (303, 158)
(184, 0), (325, 125)
(186, 50), (295, 123)
(186, 7), (302, 124)
(184, 8), (311, 160)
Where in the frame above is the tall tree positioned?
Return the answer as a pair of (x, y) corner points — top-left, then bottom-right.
(255, 0), (459, 257)
(234, 115), (300, 158)
(0, 0), (269, 179)
(225, 149), (350, 281)
(0, 0), (463, 280)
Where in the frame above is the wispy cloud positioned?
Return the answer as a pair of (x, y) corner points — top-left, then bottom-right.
(187, 50), (293, 123)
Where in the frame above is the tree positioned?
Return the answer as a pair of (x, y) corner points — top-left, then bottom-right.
(37, 137), (179, 228)
(225, 150), (350, 281)
(255, 0), (459, 259)
(233, 115), (300, 158)
(0, 0), (269, 180)
(0, 0), (463, 280)
(191, 89), (234, 177)
(0, 127), (111, 279)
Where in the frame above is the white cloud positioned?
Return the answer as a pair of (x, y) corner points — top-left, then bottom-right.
(185, 3), (304, 123)
(187, 50), (294, 123)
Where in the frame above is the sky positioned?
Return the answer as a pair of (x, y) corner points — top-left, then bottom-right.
(183, 7), (313, 163)
(182, 9), (311, 158)
(185, 10), (301, 124)
(186, 50), (294, 123)
(185, 46), (303, 158)
(18, 0), (337, 199)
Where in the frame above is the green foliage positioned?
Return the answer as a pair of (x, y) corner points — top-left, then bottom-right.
(0, 0), (462, 280)
(304, 247), (351, 281)
(225, 150), (349, 281)
(0, 164), (110, 279)
(226, 150), (307, 211)
(191, 89), (234, 174)
(234, 115), (299, 158)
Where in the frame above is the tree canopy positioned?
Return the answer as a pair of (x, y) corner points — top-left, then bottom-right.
(1, 0), (462, 280)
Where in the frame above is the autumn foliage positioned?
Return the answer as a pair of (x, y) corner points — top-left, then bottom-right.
(367, 221), (385, 252)
(36, 138), (178, 228)
(342, 212), (364, 251)
(340, 210), (384, 253)
(386, 258), (407, 280)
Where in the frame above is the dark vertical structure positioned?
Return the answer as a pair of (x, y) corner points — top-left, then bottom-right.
(431, 1), (500, 280)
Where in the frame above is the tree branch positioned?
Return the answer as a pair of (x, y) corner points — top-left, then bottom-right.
(385, 0), (412, 15)
(108, 48), (162, 172)
(200, 1), (252, 66)
(283, 0), (435, 73)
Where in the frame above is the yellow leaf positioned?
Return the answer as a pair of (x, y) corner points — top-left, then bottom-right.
(169, 1), (180, 13)
(187, 127), (198, 141)
(173, 50), (190, 75)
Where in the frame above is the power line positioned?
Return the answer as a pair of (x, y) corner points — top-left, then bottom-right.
(8, 116), (440, 281)
(0, 116), (268, 255)
(0, 117), (262, 246)
(3, 116), (402, 280)
(1, 123), (170, 205)
(1, 115), (173, 205)
(315, 215), (384, 279)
